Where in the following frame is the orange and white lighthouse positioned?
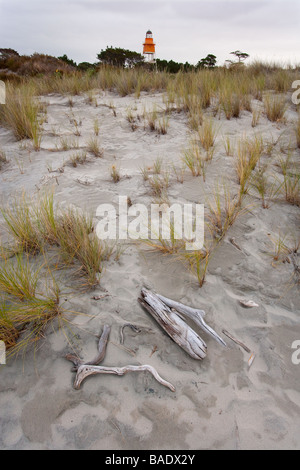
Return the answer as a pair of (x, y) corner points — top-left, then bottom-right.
(143, 30), (156, 63)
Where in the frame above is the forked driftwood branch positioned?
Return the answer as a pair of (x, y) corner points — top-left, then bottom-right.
(66, 324), (111, 370)
(66, 324), (175, 392)
(138, 288), (226, 360)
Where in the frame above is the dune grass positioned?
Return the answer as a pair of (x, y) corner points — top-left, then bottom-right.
(0, 82), (43, 150)
(0, 253), (41, 301)
(1, 193), (42, 254)
(0, 189), (120, 357)
(0, 252), (62, 357)
(182, 140), (206, 180)
(1, 192), (106, 287)
(181, 248), (211, 287)
(235, 135), (264, 198)
(263, 93), (286, 122)
(277, 153), (300, 206)
(206, 182), (243, 241)
(86, 136), (103, 158)
(198, 118), (217, 154)
(250, 166), (282, 208)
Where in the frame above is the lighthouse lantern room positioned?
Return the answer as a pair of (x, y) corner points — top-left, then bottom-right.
(143, 30), (156, 63)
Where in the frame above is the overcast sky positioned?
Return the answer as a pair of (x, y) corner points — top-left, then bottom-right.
(0, 0), (299, 66)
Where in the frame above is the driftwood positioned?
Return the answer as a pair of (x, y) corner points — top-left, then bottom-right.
(66, 324), (175, 392)
(156, 293), (226, 347)
(66, 324), (111, 369)
(222, 328), (256, 369)
(74, 364), (175, 391)
(138, 288), (208, 360)
(138, 288), (226, 360)
(222, 329), (250, 353)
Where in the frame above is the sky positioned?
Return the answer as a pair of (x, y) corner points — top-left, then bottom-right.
(0, 0), (299, 66)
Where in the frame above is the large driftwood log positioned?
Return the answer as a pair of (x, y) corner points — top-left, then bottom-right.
(156, 293), (226, 347)
(138, 288), (207, 360)
(66, 324), (175, 392)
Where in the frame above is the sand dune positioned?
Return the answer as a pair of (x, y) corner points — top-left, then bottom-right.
(0, 88), (299, 450)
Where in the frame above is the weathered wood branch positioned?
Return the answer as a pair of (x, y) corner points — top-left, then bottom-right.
(138, 288), (207, 360)
(65, 324), (111, 370)
(66, 323), (175, 392)
(73, 364), (176, 392)
(156, 293), (226, 347)
(222, 329), (250, 353)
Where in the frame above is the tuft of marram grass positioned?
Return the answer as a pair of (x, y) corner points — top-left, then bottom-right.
(1, 191), (109, 287)
(250, 166), (282, 208)
(277, 153), (300, 207)
(235, 135), (263, 198)
(206, 183), (243, 241)
(0, 253), (40, 301)
(140, 220), (185, 255)
(182, 141), (206, 180)
(86, 136), (103, 158)
(56, 208), (103, 286)
(0, 82), (43, 150)
(0, 253), (62, 358)
(180, 247), (212, 288)
(1, 193), (42, 254)
(198, 118), (217, 153)
(263, 93), (286, 122)
(67, 150), (87, 167)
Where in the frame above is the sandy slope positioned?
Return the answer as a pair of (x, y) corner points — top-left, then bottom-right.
(0, 90), (299, 449)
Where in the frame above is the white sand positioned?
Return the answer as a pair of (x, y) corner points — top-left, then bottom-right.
(0, 89), (299, 449)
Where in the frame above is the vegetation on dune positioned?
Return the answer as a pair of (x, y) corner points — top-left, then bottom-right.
(0, 44), (299, 359)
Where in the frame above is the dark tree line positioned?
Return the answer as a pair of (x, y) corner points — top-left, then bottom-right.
(57, 47), (249, 73)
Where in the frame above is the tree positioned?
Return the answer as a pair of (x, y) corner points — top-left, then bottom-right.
(57, 54), (77, 67)
(196, 54), (217, 69)
(77, 62), (97, 71)
(97, 47), (144, 68)
(229, 50), (249, 63)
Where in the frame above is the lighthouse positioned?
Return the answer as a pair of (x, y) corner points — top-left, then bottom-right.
(143, 30), (156, 63)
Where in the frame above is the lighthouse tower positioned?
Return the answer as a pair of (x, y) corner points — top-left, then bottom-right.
(143, 30), (156, 63)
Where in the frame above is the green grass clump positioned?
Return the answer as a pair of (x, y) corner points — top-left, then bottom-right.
(0, 254), (61, 358)
(0, 82), (43, 150)
(263, 93), (286, 122)
(1, 192), (106, 287)
(1, 193), (42, 254)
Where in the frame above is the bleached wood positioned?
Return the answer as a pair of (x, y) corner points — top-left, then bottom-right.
(138, 288), (207, 360)
(156, 293), (226, 347)
(74, 363), (176, 392)
(66, 324), (111, 369)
